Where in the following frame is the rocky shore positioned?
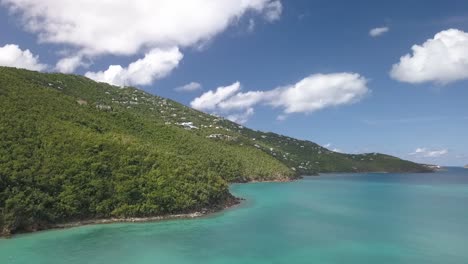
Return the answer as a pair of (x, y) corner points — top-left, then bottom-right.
(233, 175), (301, 183)
(52, 196), (242, 230)
(1, 177), (299, 238)
(1, 195), (242, 238)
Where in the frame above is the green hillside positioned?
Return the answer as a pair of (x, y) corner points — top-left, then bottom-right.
(0, 67), (431, 235)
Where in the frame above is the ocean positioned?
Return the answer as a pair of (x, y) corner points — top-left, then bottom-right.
(1, 167), (467, 264)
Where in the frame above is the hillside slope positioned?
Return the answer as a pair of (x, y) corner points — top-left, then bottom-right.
(0, 67), (430, 235)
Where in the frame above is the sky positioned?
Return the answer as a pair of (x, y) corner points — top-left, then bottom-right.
(0, 0), (467, 166)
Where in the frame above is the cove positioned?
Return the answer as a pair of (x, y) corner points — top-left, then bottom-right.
(1, 168), (468, 264)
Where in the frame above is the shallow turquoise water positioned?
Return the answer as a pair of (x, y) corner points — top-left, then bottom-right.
(1, 168), (468, 264)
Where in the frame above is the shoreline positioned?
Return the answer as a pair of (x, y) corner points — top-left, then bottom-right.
(2, 178), (300, 238)
(2, 171), (435, 238)
(44, 177), (299, 232)
(232, 176), (301, 184)
(52, 194), (244, 230)
(1, 196), (243, 239)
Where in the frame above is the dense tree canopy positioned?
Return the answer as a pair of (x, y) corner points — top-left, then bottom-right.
(0, 67), (429, 235)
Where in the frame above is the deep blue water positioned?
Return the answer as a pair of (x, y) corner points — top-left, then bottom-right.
(0, 167), (467, 263)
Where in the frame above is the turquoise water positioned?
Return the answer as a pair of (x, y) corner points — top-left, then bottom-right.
(1, 168), (468, 264)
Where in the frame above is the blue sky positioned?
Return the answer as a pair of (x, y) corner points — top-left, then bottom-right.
(1, 0), (467, 166)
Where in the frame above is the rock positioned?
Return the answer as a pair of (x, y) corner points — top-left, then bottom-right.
(2, 227), (12, 238)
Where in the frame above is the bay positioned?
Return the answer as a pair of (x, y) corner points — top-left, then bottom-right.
(1, 168), (467, 264)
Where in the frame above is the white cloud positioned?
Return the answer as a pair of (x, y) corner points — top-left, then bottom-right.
(55, 55), (86, 73)
(263, 0), (282, 22)
(175, 82), (202, 92)
(391, 29), (468, 84)
(190, 81), (257, 123)
(3, 0), (282, 80)
(219, 90), (266, 110)
(190, 81), (242, 111)
(226, 108), (254, 124)
(85, 47), (183, 87)
(191, 72), (369, 123)
(0, 44), (47, 71)
(410, 148), (449, 158)
(270, 73), (368, 114)
(369, 27), (389, 37)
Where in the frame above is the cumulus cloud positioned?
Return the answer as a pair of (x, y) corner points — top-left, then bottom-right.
(219, 90), (266, 111)
(369, 27), (389, 37)
(0, 44), (47, 71)
(190, 81), (242, 111)
(226, 108), (255, 124)
(391, 29), (468, 84)
(410, 148), (449, 158)
(85, 47), (183, 87)
(2, 0), (283, 81)
(55, 55), (86, 73)
(271, 73), (368, 114)
(175, 82), (202, 92)
(190, 82), (264, 123)
(191, 72), (369, 123)
(263, 0), (282, 22)
(2, 0), (282, 55)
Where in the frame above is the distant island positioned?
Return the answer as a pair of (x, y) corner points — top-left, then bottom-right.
(0, 67), (433, 236)
(464, 165), (468, 169)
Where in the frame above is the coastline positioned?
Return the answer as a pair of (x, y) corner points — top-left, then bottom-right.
(48, 177), (302, 231)
(2, 170), (436, 238)
(1, 195), (243, 238)
(233, 175), (301, 183)
(1, 178), (298, 238)
(52, 211), (215, 230)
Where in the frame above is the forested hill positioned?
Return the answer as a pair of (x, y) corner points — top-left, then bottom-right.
(0, 67), (431, 235)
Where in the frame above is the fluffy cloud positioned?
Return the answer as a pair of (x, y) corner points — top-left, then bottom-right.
(219, 90), (266, 110)
(190, 82), (264, 123)
(55, 55), (86, 73)
(2, 0), (281, 55)
(262, 0), (282, 22)
(369, 27), (389, 37)
(191, 72), (369, 123)
(271, 73), (368, 114)
(85, 47), (183, 86)
(226, 108), (255, 124)
(410, 148), (449, 158)
(190, 82), (242, 111)
(175, 82), (202, 92)
(0, 44), (47, 71)
(391, 29), (468, 84)
(2, 0), (282, 85)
